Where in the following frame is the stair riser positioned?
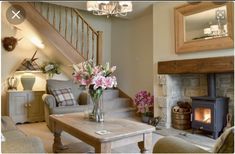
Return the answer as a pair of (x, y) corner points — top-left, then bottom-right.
(103, 99), (132, 110)
(102, 90), (119, 101)
(105, 110), (136, 118)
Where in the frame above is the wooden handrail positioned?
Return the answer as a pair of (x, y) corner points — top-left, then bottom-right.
(73, 9), (98, 36)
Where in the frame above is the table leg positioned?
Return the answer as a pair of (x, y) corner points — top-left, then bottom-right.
(95, 142), (111, 153)
(53, 129), (68, 153)
(138, 133), (152, 154)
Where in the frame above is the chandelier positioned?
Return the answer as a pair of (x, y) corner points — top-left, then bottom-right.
(87, 1), (132, 17)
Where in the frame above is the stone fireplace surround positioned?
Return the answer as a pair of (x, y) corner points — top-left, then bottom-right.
(156, 73), (234, 128)
(155, 56), (234, 128)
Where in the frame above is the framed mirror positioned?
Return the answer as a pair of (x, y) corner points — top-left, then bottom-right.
(174, 2), (234, 53)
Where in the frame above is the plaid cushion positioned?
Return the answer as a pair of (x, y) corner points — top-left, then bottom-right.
(51, 88), (77, 107)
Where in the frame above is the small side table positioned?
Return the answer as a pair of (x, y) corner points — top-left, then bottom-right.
(7, 90), (45, 124)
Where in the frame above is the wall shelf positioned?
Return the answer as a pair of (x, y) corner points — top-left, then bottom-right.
(158, 56), (234, 74)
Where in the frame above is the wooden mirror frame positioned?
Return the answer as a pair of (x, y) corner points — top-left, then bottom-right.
(174, 2), (234, 53)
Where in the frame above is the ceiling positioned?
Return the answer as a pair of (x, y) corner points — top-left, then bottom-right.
(48, 1), (155, 19)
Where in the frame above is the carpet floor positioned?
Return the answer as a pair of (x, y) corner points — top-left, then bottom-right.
(17, 122), (162, 153)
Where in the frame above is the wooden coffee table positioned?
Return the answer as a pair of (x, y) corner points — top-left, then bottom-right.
(50, 113), (155, 153)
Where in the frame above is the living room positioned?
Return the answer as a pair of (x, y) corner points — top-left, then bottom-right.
(1, 1), (234, 153)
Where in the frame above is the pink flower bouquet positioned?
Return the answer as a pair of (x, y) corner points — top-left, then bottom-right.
(73, 60), (117, 100)
(134, 90), (154, 116)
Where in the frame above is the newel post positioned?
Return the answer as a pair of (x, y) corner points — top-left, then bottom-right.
(97, 31), (103, 65)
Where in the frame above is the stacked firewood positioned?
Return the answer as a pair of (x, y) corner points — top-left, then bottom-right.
(172, 101), (192, 130)
(172, 101), (191, 113)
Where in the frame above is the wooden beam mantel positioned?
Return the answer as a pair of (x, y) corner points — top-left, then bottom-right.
(158, 56), (234, 74)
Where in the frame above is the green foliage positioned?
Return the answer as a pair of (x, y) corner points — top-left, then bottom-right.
(41, 62), (61, 78)
(89, 86), (103, 101)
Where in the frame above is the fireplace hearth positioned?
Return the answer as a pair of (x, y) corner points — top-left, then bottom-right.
(191, 73), (229, 139)
(156, 56), (234, 136)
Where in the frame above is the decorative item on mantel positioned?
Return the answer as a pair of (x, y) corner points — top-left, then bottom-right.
(41, 62), (61, 78)
(133, 90), (154, 123)
(73, 60), (117, 122)
(15, 50), (41, 90)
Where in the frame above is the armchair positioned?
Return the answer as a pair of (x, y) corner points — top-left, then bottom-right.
(153, 127), (234, 153)
(42, 79), (88, 131)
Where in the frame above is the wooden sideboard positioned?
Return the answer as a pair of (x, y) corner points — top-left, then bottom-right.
(7, 90), (45, 124)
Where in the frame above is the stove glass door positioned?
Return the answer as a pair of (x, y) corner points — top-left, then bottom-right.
(194, 107), (211, 124)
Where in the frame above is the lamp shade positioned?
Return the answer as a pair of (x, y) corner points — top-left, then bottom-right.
(87, 1), (99, 11)
(20, 73), (35, 90)
(15, 51), (41, 90)
(119, 1), (132, 12)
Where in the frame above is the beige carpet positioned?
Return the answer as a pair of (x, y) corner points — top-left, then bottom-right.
(17, 122), (162, 153)
(17, 122), (80, 153)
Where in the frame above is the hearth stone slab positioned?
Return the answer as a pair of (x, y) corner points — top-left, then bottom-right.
(154, 126), (216, 152)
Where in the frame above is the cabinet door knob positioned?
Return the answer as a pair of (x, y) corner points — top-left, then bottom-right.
(24, 104), (28, 108)
(28, 104), (32, 107)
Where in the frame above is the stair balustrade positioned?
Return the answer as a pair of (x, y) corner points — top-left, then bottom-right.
(30, 2), (103, 64)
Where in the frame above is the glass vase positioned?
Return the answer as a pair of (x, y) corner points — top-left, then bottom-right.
(89, 94), (104, 122)
(83, 87), (93, 119)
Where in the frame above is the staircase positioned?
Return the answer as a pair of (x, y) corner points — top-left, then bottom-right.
(11, 2), (102, 65)
(10, 2), (137, 120)
(103, 89), (137, 119)
(31, 2), (103, 64)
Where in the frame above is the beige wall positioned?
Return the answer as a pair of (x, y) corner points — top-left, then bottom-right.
(153, 2), (234, 116)
(111, 9), (153, 98)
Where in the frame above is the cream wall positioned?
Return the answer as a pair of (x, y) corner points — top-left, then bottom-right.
(153, 2), (234, 116)
(111, 9), (153, 98)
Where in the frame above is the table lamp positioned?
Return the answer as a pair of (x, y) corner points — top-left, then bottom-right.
(15, 51), (41, 90)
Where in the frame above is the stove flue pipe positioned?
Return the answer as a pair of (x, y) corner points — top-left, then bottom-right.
(207, 73), (216, 98)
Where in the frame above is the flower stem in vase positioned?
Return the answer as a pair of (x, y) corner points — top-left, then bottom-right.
(89, 89), (104, 122)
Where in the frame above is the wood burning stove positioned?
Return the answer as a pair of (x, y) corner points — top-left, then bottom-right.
(191, 73), (229, 139)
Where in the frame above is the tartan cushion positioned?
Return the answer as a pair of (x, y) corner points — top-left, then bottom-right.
(51, 88), (77, 107)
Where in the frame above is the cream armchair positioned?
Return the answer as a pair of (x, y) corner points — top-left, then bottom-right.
(153, 127), (234, 153)
(42, 80), (88, 131)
